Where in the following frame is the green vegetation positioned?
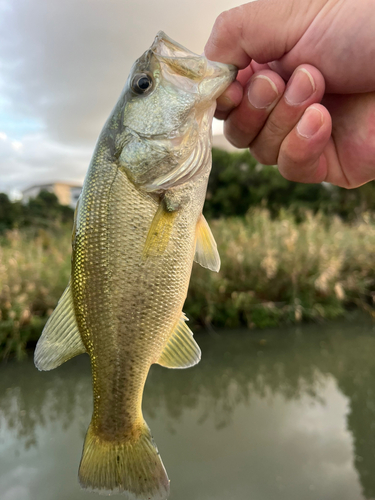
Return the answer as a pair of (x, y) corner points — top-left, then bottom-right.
(0, 189), (74, 358)
(186, 209), (375, 329)
(0, 190), (73, 233)
(1, 208), (375, 359)
(0, 226), (71, 359)
(1, 152), (375, 359)
(205, 148), (375, 220)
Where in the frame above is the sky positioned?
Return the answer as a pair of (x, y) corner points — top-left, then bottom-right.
(0, 0), (244, 195)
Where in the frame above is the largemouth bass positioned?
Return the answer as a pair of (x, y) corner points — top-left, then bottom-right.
(34, 32), (236, 499)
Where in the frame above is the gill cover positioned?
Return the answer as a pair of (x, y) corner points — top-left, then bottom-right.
(119, 31), (237, 192)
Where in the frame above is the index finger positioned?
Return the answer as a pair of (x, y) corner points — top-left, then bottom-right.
(204, 7), (252, 68)
(204, 1), (321, 68)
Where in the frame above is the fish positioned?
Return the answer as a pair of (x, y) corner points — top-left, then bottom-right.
(34, 31), (236, 499)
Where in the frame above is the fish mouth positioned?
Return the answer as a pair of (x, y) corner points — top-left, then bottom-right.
(151, 31), (237, 100)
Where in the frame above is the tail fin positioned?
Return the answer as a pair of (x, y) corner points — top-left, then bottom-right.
(78, 421), (170, 499)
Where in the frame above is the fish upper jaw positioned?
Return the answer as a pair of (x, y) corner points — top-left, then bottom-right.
(150, 31), (237, 104)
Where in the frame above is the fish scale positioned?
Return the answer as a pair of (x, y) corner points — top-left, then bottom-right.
(74, 145), (201, 436)
(34, 31), (236, 499)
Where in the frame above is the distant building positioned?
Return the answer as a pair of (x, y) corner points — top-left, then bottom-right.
(22, 182), (82, 209)
(20, 140), (236, 207)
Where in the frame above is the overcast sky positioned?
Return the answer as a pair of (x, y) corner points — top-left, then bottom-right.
(0, 0), (244, 194)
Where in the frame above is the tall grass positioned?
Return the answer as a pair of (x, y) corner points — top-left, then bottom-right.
(186, 209), (375, 328)
(1, 210), (375, 359)
(0, 228), (71, 359)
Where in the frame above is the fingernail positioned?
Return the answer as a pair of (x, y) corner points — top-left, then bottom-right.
(285, 68), (315, 106)
(216, 95), (235, 112)
(297, 107), (323, 138)
(248, 75), (279, 109)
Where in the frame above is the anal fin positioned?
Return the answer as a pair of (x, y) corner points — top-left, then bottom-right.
(34, 282), (86, 371)
(194, 214), (221, 272)
(157, 314), (201, 369)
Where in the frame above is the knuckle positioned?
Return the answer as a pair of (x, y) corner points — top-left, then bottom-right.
(212, 8), (243, 47)
(278, 146), (319, 183)
(249, 143), (276, 165)
(224, 129), (249, 149)
(212, 11), (231, 39)
(264, 117), (285, 138)
(281, 141), (311, 167)
(215, 110), (230, 121)
(279, 165), (299, 182)
(224, 118), (253, 149)
(248, 117), (289, 165)
(248, 146), (263, 163)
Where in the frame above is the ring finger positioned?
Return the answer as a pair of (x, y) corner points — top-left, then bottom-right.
(249, 64), (326, 165)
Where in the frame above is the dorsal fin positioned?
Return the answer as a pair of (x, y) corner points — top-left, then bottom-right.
(194, 214), (220, 272)
(157, 314), (201, 369)
(34, 283), (86, 371)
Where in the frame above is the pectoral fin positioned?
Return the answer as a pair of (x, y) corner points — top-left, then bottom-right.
(71, 195), (80, 248)
(34, 282), (86, 371)
(143, 203), (177, 259)
(194, 214), (221, 272)
(157, 314), (201, 369)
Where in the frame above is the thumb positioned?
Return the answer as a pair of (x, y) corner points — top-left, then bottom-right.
(204, 0), (326, 68)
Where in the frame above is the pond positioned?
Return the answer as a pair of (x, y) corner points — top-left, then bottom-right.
(1, 316), (375, 500)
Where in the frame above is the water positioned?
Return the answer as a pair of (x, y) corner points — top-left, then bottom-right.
(1, 316), (375, 500)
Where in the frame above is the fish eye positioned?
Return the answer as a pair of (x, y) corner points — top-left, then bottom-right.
(131, 73), (154, 95)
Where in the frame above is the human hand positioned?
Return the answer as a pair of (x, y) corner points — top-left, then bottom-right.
(205, 0), (375, 188)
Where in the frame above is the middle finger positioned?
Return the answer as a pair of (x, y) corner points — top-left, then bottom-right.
(250, 64), (326, 165)
(224, 69), (286, 148)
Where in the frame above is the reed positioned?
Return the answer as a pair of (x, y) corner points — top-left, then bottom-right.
(186, 209), (375, 328)
(0, 228), (71, 359)
(1, 209), (375, 359)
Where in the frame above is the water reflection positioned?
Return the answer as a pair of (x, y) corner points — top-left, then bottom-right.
(1, 316), (375, 499)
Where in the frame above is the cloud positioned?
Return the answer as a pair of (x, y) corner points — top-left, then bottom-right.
(0, 131), (90, 191)
(11, 140), (23, 151)
(0, 0), (243, 192)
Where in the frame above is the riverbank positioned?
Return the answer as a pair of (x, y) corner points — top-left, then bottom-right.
(1, 208), (375, 359)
